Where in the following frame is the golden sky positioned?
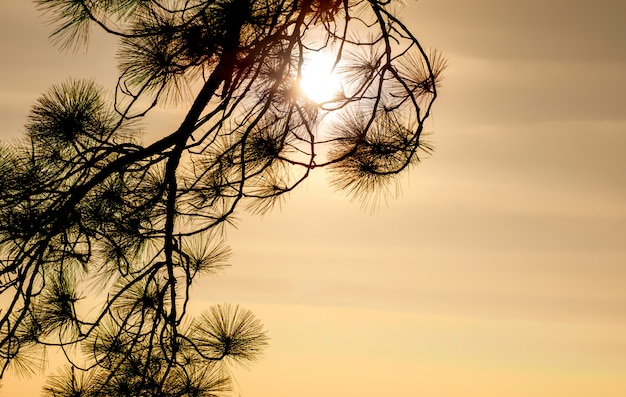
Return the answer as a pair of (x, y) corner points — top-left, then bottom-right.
(1, 1), (625, 396)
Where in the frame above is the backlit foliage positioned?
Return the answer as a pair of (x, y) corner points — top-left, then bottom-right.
(0, 0), (444, 394)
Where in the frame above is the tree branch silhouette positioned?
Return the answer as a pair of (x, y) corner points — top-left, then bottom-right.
(0, 0), (445, 395)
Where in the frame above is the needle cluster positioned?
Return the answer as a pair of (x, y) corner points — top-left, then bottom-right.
(0, 0), (444, 395)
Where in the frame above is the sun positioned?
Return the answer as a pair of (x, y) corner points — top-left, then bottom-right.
(299, 52), (342, 104)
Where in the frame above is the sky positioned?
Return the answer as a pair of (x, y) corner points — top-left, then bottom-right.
(1, 1), (625, 396)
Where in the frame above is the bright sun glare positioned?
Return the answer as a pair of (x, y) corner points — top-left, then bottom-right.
(299, 52), (342, 104)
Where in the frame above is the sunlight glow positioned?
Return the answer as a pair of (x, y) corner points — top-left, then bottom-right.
(299, 52), (342, 104)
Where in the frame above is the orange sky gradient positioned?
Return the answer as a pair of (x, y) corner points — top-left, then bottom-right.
(1, 1), (625, 396)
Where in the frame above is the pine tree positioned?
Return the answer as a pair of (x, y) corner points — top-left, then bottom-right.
(0, 0), (445, 395)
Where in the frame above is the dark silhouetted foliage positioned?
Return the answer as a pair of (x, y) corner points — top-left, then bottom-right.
(0, 0), (444, 395)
